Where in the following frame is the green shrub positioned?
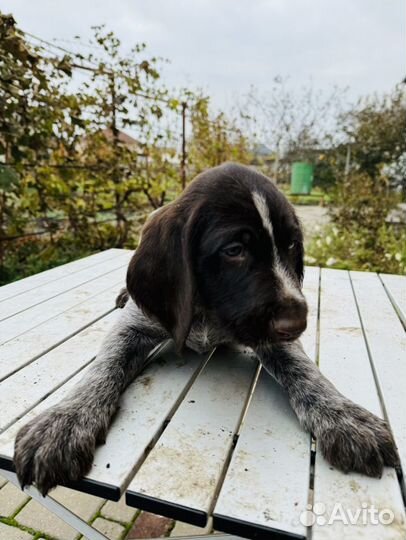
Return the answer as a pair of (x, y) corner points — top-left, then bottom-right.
(306, 172), (405, 274)
(306, 223), (406, 274)
(0, 221), (142, 286)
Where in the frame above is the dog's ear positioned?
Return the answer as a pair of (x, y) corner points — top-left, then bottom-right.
(126, 203), (199, 351)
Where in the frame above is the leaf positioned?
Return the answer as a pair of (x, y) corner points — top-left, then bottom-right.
(0, 165), (19, 190)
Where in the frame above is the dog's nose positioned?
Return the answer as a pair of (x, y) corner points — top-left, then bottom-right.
(273, 317), (307, 340)
(272, 299), (308, 340)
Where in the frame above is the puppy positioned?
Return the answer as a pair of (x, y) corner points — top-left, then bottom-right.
(14, 163), (398, 495)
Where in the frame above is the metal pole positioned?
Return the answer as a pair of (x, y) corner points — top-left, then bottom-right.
(2, 470), (109, 540)
(110, 72), (123, 244)
(181, 101), (187, 190)
(344, 144), (351, 178)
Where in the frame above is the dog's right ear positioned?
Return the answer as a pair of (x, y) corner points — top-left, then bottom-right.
(126, 203), (198, 351)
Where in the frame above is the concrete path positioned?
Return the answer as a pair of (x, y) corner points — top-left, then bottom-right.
(293, 205), (330, 242)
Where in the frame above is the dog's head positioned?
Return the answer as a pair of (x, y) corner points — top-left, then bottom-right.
(127, 163), (307, 350)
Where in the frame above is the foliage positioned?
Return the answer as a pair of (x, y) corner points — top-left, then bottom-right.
(186, 94), (252, 177)
(0, 235), (95, 285)
(0, 13), (252, 283)
(306, 172), (406, 274)
(247, 78), (347, 156)
(246, 79), (348, 184)
(329, 172), (394, 230)
(341, 88), (406, 181)
(1, 12), (404, 283)
(313, 154), (339, 190)
(289, 87), (406, 275)
(306, 223), (406, 274)
(0, 219), (146, 286)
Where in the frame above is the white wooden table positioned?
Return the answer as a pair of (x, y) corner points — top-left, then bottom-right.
(0, 249), (405, 540)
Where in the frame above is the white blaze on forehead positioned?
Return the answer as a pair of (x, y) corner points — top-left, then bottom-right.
(275, 258), (305, 303)
(251, 191), (304, 303)
(252, 191), (274, 240)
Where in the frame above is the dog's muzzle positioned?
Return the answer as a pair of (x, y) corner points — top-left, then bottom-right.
(272, 297), (308, 341)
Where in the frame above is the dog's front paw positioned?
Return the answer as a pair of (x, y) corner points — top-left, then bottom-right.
(14, 407), (99, 496)
(318, 401), (399, 478)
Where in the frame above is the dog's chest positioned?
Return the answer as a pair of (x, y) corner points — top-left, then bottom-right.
(186, 316), (229, 354)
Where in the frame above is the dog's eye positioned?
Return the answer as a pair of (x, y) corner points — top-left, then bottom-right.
(288, 242), (296, 250)
(222, 242), (245, 258)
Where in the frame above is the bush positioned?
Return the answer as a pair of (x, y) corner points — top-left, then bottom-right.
(305, 172), (405, 274)
(305, 223), (406, 274)
(0, 221), (143, 286)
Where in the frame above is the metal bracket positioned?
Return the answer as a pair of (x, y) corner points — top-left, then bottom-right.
(2, 470), (109, 540)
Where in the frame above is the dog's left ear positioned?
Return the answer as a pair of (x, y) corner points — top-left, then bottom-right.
(126, 203), (200, 351)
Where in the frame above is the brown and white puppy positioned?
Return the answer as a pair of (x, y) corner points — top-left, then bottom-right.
(14, 163), (399, 496)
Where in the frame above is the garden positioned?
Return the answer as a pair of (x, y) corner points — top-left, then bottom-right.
(1, 11), (405, 285)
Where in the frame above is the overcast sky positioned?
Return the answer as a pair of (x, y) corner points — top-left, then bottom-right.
(3, 0), (405, 110)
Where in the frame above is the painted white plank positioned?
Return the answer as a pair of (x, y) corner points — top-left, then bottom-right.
(312, 269), (406, 540)
(0, 252), (131, 321)
(379, 273), (406, 327)
(127, 347), (259, 521)
(86, 345), (209, 491)
(0, 249), (127, 303)
(0, 257), (131, 346)
(0, 283), (124, 381)
(0, 344), (208, 495)
(212, 267), (319, 538)
(351, 271), (406, 478)
(301, 265), (320, 361)
(317, 269), (380, 412)
(0, 366), (96, 459)
(0, 310), (120, 432)
(214, 370), (309, 539)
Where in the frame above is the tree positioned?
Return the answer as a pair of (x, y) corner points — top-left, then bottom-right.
(246, 78), (347, 182)
(186, 93), (251, 179)
(340, 86), (406, 186)
(64, 25), (181, 244)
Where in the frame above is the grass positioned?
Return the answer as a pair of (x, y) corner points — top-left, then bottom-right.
(278, 186), (330, 206)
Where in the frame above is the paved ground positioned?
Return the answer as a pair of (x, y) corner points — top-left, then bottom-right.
(0, 474), (214, 539)
(293, 205), (330, 242)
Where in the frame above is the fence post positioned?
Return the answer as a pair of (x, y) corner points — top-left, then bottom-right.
(181, 101), (187, 190)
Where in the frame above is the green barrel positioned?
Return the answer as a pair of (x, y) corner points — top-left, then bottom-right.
(290, 162), (313, 195)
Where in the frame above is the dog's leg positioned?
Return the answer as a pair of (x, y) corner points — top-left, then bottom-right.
(256, 340), (399, 477)
(14, 299), (169, 495)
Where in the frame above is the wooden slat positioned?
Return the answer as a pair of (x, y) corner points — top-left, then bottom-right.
(0, 344), (209, 500)
(0, 367), (94, 461)
(379, 273), (406, 327)
(0, 252), (132, 321)
(85, 345), (209, 493)
(0, 257), (131, 347)
(213, 371), (309, 540)
(212, 267), (319, 540)
(312, 269), (406, 540)
(0, 283), (124, 381)
(301, 265), (320, 361)
(317, 269), (380, 412)
(351, 271), (406, 479)
(0, 249), (126, 303)
(126, 347), (259, 526)
(0, 310), (120, 432)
